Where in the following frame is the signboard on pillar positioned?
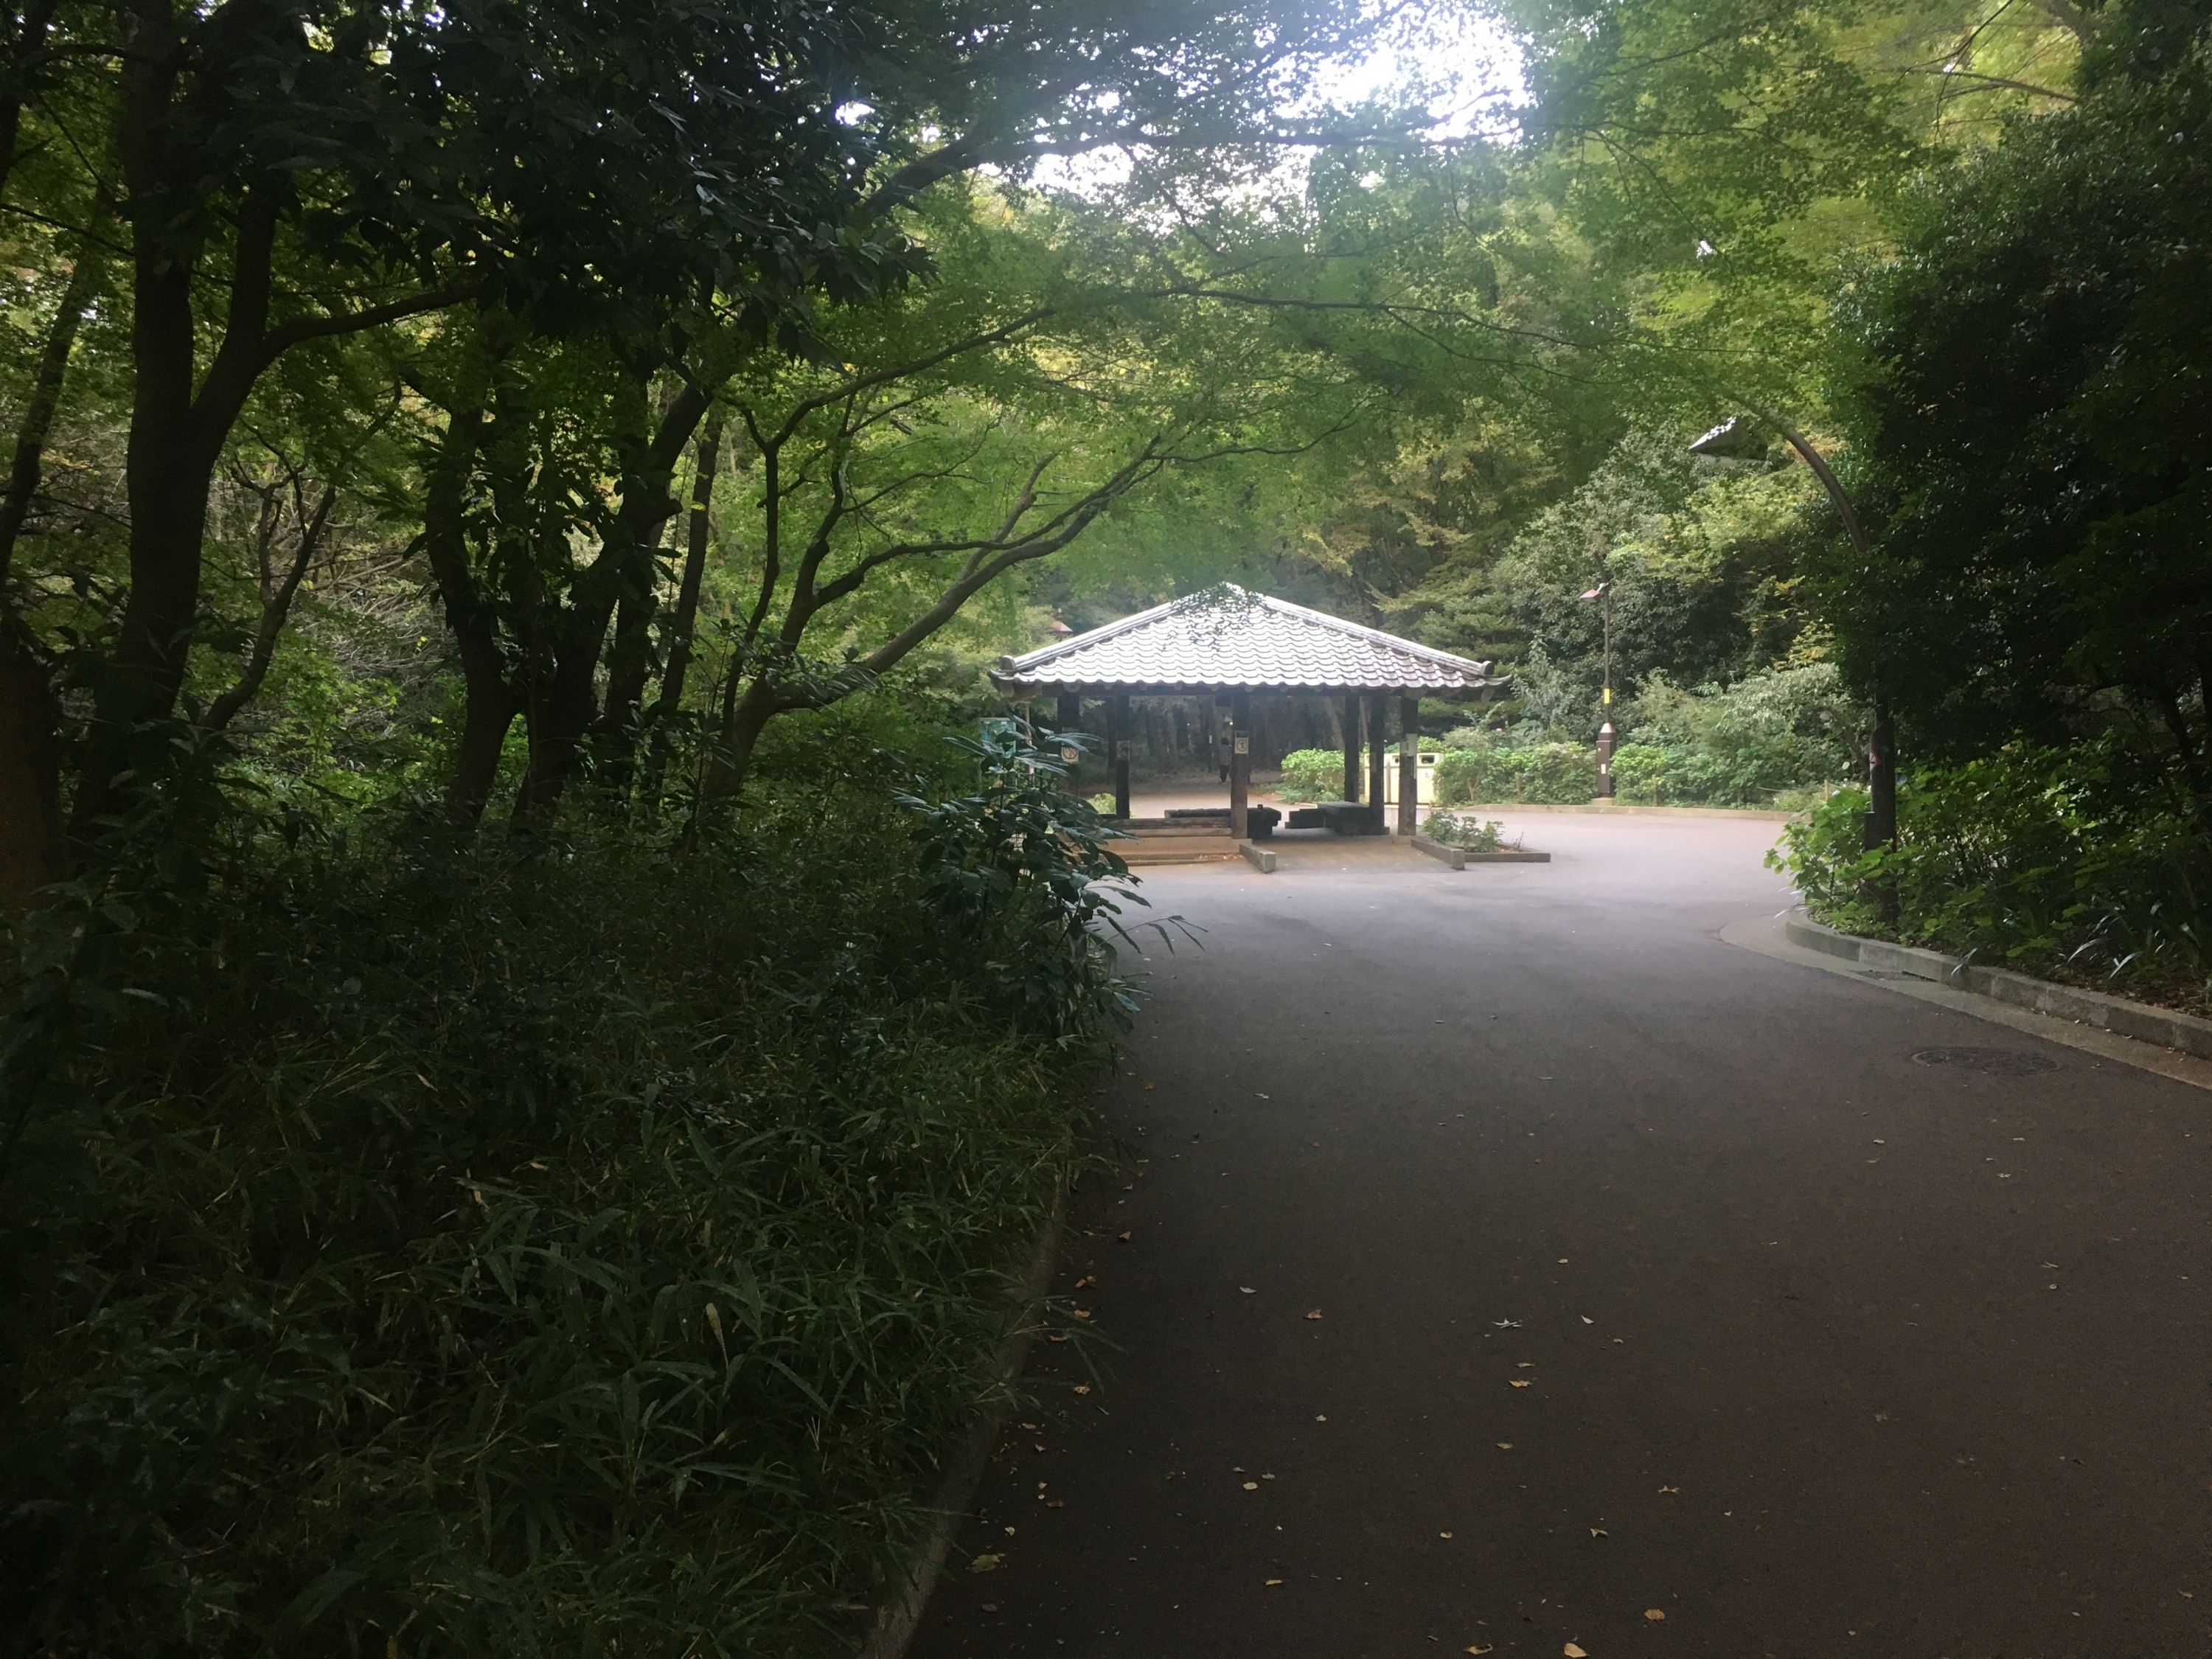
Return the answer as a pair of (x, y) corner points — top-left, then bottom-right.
(1234, 737), (1249, 754)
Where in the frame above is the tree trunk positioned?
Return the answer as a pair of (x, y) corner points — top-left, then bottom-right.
(419, 331), (518, 830)
(76, 260), (216, 829)
(699, 674), (781, 800)
(0, 206), (104, 901)
(658, 411), (726, 717)
(515, 379), (709, 820)
(0, 642), (65, 911)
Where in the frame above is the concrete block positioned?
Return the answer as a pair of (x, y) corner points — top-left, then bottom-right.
(1858, 939), (1965, 982)
(1411, 834), (1465, 869)
(1784, 915), (1865, 961)
(1239, 841), (1278, 874)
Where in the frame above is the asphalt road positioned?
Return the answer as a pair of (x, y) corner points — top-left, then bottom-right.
(908, 816), (2206, 1659)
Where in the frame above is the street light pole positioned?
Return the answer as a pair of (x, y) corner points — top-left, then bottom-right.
(1689, 405), (1893, 858)
(1581, 580), (1615, 799)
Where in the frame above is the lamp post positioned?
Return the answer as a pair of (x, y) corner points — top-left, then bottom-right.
(1579, 580), (1615, 799)
(1690, 408), (1895, 921)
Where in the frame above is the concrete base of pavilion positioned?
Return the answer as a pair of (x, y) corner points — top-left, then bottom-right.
(1110, 779), (1433, 872)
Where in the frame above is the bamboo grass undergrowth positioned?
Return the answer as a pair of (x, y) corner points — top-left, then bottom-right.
(0, 748), (1131, 1657)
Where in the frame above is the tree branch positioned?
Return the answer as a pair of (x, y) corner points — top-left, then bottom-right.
(203, 481), (335, 731)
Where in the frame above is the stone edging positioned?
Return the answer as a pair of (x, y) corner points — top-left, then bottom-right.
(1411, 835), (1553, 868)
(857, 1188), (1065, 1659)
(1784, 911), (2212, 1062)
(1239, 841), (1279, 873)
(1459, 801), (1803, 822)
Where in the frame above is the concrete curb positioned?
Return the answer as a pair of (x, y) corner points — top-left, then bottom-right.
(1784, 911), (2212, 1062)
(1410, 834), (1465, 869)
(1239, 841), (1278, 874)
(1461, 801), (1803, 822)
(858, 1189), (1065, 1659)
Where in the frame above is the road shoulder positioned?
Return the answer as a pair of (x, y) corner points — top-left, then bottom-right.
(1719, 909), (2212, 1092)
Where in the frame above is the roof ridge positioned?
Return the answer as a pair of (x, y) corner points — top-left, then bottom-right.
(1248, 592), (1490, 675)
(998, 590), (1204, 673)
(992, 585), (1503, 691)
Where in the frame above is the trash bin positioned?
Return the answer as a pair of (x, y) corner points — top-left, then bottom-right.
(1380, 751), (1439, 809)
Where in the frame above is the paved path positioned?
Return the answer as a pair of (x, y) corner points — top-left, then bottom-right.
(910, 817), (2205, 1659)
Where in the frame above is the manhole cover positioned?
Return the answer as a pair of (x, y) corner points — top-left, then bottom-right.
(1911, 1046), (2059, 1076)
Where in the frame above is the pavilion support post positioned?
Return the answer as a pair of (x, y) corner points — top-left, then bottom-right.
(1341, 694), (1361, 803)
(1108, 693), (1132, 820)
(1398, 696), (1420, 835)
(1230, 689), (1251, 838)
(1056, 692), (1082, 792)
(1366, 693), (1388, 830)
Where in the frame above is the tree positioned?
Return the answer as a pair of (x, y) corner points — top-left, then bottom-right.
(1823, 22), (2212, 813)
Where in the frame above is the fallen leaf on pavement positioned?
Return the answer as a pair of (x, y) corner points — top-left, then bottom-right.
(1644, 1610), (1666, 1621)
(1144, 1082), (1155, 1090)
(1242, 1481), (1259, 1491)
(1074, 1385), (1091, 1395)
(1265, 1578), (1284, 1586)
(1590, 1528), (1607, 1537)
(1240, 1286), (1256, 1294)
(1306, 1310), (1324, 1320)
(1658, 1485), (1679, 1494)
(1257, 1093), (1270, 1099)
(1439, 1531), (1453, 1538)
(1496, 1441), (1513, 1450)
(1467, 1648), (1494, 1655)
(1074, 1276), (1096, 1289)
(1116, 1232), (1132, 1242)
(969, 1554), (1001, 1573)
(1510, 1380), (1532, 1388)
(1563, 1644), (1587, 1657)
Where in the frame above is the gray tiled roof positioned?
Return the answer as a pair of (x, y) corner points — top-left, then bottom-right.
(992, 587), (1507, 694)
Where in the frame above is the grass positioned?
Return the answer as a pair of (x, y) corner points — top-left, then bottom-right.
(0, 761), (1124, 1658)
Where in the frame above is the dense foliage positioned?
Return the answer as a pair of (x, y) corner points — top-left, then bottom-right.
(1770, 743), (2212, 1006)
(4, 0), (2212, 1647)
(0, 731), (1147, 1655)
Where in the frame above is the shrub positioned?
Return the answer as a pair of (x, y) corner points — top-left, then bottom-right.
(1622, 665), (1859, 805)
(1509, 742), (1598, 804)
(1431, 745), (1490, 805)
(1421, 812), (1511, 852)
(1429, 739), (1593, 804)
(1767, 740), (2212, 994)
(1609, 742), (1670, 804)
(0, 724), (1143, 1658)
(1275, 748), (1346, 803)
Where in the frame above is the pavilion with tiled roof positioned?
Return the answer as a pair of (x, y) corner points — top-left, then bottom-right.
(991, 587), (1509, 838)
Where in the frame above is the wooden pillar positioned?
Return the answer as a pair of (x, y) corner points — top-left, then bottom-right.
(1398, 695), (1420, 835)
(1341, 693), (1362, 803)
(1109, 693), (1132, 819)
(1366, 692), (1388, 828)
(1056, 692), (1082, 791)
(1230, 689), (1251, 838)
